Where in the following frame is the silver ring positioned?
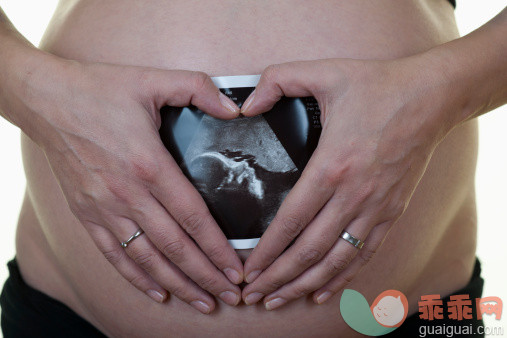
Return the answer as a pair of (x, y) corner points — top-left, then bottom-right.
(340, 230), (364, 249)
(121, 229), (144, 248)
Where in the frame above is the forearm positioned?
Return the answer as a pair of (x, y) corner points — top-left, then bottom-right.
(0, 6), (38, 118)
(0, 7), (63, 136)
(422, 7), (507, 127)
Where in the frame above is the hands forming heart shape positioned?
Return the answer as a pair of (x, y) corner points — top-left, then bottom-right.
(155, 54), (456, 313)
(27, 55), (457, 314)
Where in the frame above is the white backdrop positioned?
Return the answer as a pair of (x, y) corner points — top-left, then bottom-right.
(0, 1), (506, 336)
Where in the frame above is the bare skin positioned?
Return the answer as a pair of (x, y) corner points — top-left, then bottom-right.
(1, 1), (506, 337)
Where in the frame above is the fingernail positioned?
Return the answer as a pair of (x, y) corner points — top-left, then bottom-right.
(223, 268), (242, 284)
(316, 291), (333, 304)
(219, 291), (240, 306)
(245, 270), (261, 283)
(244, 292), (264, 305)
(190, 300), (211, 314)
(265, 297), (286, 311)
(241, 89), (256, 114)
(146, 290), (165, 303)
(219, 92), (239, 115)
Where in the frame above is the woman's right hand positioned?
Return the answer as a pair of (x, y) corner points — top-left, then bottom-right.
(6, 55), (244, 314)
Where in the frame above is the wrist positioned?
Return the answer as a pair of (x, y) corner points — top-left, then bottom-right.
(385, 51), (464, 146)
(416, 46), (477, 129)
(0, 41), (72, 142)
(414, 9), (507, 127)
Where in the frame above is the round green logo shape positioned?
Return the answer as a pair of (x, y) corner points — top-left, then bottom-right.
(340, 289), (408, 336)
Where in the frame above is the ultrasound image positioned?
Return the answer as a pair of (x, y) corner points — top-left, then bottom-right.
(182, 114), (300, 239)
(159, 78), (321, 246)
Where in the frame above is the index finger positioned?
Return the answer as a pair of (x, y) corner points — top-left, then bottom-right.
(243, 155), (335, 283)
(241, 60), (334, 116)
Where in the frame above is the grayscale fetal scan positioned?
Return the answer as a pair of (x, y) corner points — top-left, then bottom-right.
(159, 76), (322, 248)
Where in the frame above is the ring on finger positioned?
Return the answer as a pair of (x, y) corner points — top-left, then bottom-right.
(121, 229), (144, 248)
(339, 230), (364, 249)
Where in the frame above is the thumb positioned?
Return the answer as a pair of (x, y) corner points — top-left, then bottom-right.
(240, 61), (323, 117)
(144, 69), (240, 120)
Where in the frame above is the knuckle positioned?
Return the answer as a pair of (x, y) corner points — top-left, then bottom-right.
(130, 156), (160, 183)
(137, 68), (155, 89)
(291, 284), (313, 298)
(300, 166), (323, 188)
(72, 193), (88, 212)
(378, 195), (406, 221)
(205, 244), (227, 264)
(132, 250), (157, 271)
(325, 254), (350, 274)
(161, 238), (186, 262)
(263, 64), (281, 83)
(197, 275), (219, 292)
(71, 190), (97, 215)
(179, 211), (207, 237)
(190, 71), (210, 91)
(279, 216), (306, 239)
(102, 248), (124, 266)
(267, 278), (286, 290)
(128, 274), (148, 288)
(297, 246), (324, 267)
(105, 179), (132, 204)
(321, 162), (349, 187)
(358, 247), (377, 264)
(362, 180), (377, 198)
(390, 200), (407, 219)
(340, 273), (355, 286)
(350, 181), (377, 207)
(167, 283), (187, 299)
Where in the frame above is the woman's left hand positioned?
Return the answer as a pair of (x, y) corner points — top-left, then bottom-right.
(239, 56), (459, 310)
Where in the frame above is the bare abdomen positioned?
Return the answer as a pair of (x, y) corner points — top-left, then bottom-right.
(15, 1), (478, 336)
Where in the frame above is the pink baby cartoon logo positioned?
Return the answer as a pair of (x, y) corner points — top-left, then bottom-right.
(340, 289), (409, 336)
(371, 290), (409, 328)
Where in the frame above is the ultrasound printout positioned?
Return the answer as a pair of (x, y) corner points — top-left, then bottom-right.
(159, 75), (322, 249)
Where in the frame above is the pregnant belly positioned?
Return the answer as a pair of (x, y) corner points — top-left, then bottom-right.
(16, 0), (479, 336)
